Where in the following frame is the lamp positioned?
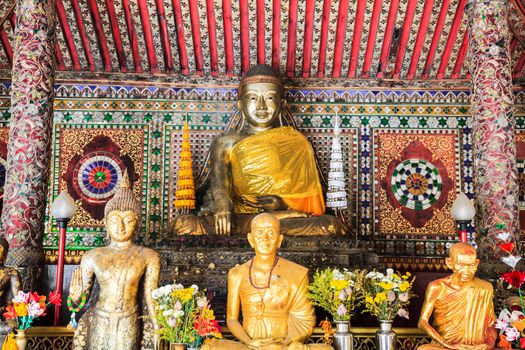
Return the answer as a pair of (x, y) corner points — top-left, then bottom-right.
(50, 191), (77, 326)
(450, 192), (475, 243)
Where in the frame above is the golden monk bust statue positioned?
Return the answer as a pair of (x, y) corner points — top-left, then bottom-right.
(170, 64), (342, 236)
(418, 242), (496, 350)
(69, 172), (160, 350)
(203, 213), (331, 350)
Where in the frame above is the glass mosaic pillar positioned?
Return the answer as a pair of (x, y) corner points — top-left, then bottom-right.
(467, 0), (520, 259)
(1, 0), (56, 288)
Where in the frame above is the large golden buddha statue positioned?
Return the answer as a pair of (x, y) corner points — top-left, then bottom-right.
(203, 213), (332, 350)
(418, 243), (496, 350)
(171, 64), (342, 236)
(69, 172), (160, 350)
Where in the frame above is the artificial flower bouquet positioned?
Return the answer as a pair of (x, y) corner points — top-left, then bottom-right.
(308, 267), (365, 322)
(361, 268), (415, 321)
(2, 290), (61, 330)
(151, 283), (222, 347)
(491, 222), (525, 349)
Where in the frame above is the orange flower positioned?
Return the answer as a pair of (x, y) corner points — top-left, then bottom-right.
(498, 334), (512, 349)
(513, 319), (525, 332)
(13, 302), (27, 317)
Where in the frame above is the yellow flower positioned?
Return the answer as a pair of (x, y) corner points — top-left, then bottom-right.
(399, 282), (409, 292)
(392, 274), (400, 280)
(513, 319), (525, 332)
(365, 296), (374, 304)
(378, 282), (394, 291)
(330, 279), (349, 290)
(374, 293), (386, 303)
(201, 308), (215, 320)
(14, 302), (27, 317)
(172, 288), (194, 302)
(402, 272), (411, 280)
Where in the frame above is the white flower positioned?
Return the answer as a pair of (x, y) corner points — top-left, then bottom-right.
(497, 232), (511, 241)
(190, 284), (199, 293)
(332, 269), (344, 280)
(505, 327), (520, 341)
(386, 268), (394, 277)
(173, 310), (185, 318)
(197, 297), (208, 309)
(152, 289), (160, 299)
(167, 317), (177, 327)
(162, 309), (174, 317)
(502, 255), (522, 269)
(173, 283), (184, 290)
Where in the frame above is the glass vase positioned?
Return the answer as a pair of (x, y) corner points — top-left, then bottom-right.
(375, 320), (396, 350)
(333, 320), (353, 350)
(15, 329), (27, 350)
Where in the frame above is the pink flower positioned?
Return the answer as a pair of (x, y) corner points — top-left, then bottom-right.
(398, 293), (409, 302)
(13, 291), (30, 304)
(496, 319), (510, 331)
(505, 326), (520, 341)
(387, 291), (396, 302)
(338, 290), (347, 301)
(173, 301), (182, 311)
(27, 302), (45, 317)
(344, 286), (352, 296)
(167, 316), (177, 327)
(196, 297), (208, 309)
(336, 304), (347, 317)
(397, 309), (409, 319)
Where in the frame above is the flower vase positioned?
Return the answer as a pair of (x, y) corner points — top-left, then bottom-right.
(170, 343), (187, 350)
(375, 320), (396, 350)
(15, 329), (27, 350)
(333, 321), (353, 350)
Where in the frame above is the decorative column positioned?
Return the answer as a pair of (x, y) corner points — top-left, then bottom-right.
(1, 0), (56, 288)
(468, 0), (520, 259)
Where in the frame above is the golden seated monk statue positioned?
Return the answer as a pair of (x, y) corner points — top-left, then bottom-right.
(69, 172), (160, 350)
(203, 213), (332, 350)
(0, 238), (21, 344)
(170, 64), (343, 236)
(418, 242), (496, 350)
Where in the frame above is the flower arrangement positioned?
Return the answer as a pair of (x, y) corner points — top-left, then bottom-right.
(308, 268), (365, 321)
(361, 269), (415, 321)
(151, 283), (222, 347)
(2, 290), (62, 330)
(493, 222), (525, 349)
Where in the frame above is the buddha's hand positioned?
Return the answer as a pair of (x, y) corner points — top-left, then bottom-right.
(214, 210), (231, 235)
(286, 341), (309, 350)
(246, 338), (283, 350)
(69, 268), (83, 303)
(240, 195), (287, 211)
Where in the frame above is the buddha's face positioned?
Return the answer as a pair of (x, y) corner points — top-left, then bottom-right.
(239, 82), (283, 128)
(106, 210), (138, 243)
(248, 218), (283, 256)
(447, 251), (479, 282)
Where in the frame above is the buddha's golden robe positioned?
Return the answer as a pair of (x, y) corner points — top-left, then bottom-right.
(204, 258), (330, 350)
(432, 278), (495, 347)
(231, 127), (325, 215)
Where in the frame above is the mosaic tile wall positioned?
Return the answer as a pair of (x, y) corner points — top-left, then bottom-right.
(0, 82), (525, 259)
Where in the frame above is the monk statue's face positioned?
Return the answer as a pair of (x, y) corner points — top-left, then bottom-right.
(106, 210), (138, 243)
(446, 249), (479, 282)
(248, 216), (284, 256)
(239, 82), (284, 128)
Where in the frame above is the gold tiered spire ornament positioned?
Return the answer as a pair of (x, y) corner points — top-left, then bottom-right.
(174, 119), (196, 213)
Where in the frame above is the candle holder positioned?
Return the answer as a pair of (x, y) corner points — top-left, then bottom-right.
(50, 191), (77, 326)
(450, 192), (475, 243)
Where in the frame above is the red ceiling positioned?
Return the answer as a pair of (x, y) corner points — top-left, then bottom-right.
(1, 0), (525, 81)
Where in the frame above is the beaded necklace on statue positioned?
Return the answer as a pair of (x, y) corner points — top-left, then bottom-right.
(67, 293), (86, 329)
(249, 257), (279, 290)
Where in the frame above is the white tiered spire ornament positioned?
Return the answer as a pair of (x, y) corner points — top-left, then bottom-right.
(326, 113), (348, 210)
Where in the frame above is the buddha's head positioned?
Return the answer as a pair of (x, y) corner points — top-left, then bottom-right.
(238, 64), (285, 129)
(104, 170), (141, 243)
(0, 238), (8, 265)
(248, 213), (283, 256)
(446, 242), (479, 282)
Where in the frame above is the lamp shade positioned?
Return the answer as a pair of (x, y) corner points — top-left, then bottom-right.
(450, 192), (476, 221)
(51, 191), (77, 219)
